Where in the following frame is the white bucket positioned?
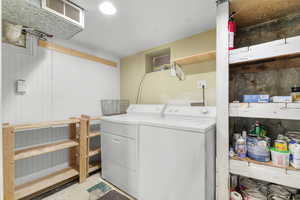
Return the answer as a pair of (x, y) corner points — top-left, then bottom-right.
(291, 159), (300, 169)
(271, 148), (290, 167)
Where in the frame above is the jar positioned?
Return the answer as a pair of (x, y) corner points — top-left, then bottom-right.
(291, 86), (300, 103)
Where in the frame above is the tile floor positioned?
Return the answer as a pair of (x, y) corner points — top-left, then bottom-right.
(44, 174), (134, 200)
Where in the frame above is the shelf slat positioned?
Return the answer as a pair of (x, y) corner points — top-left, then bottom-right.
(15, 140), (79, 160)
(88, 131), (101, 138)
(89, 163), (101, 173)
(89, 148), (101, 157)
(174, 51), (216, 65)
(9, 119), (80, 131)
(230, 157), (300, 189)
(15, 168), (78, 199)
(90, 116), (102, 121)
(230, 103), (300, 120)
(229, 36), (300, 65)
(231, 156), (299, 171)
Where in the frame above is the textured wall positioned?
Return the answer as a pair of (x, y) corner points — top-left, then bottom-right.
(230, 12), (300, 141)
(235, 12), (300, 48)
(2, 37), (117, 185)
(2, 37), (120, 124)
(120, 30), (216, 105)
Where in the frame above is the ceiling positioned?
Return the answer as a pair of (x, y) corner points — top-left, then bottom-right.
(71, 0), (216, 58)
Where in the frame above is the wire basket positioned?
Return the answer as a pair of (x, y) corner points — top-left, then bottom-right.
(101, 100), (130, 116)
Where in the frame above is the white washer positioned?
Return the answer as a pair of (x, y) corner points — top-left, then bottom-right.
(138, 105), (216, 200)
(101, 104), (165, 198)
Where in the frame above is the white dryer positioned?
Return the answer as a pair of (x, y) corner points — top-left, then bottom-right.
(138, 105), (216, 200)
(101, 104), (165, 198)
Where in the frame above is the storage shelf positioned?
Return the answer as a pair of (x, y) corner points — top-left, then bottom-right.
(229, 36), (300, 65)
(231, 156), (299, 171)
(89, 162), (101, 173)
(89, 148), (101, 157)
(7, 119), (80, 131)
(88, 131), (101, 138)
(229, 103), (300, 120)
(15, 168), (78, 199)
(15, 140), (79, 160)
(174, 50), (216, 65)
(230, 157), (300, 189)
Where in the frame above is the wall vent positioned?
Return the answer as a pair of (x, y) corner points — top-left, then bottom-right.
(42, 0), (84, 28)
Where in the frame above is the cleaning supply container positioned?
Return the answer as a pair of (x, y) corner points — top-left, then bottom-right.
(247, 136), (270, 162)
(290, 143), (300, 169)
(271, 148), (290, 167)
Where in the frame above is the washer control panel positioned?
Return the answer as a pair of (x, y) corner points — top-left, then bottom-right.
(164, 105), (216, 118)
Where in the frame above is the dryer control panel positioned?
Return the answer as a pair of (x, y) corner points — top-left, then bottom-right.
(127, 104), (166, 115)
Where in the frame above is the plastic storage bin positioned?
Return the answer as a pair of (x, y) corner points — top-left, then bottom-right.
(271, 148), (290, 167)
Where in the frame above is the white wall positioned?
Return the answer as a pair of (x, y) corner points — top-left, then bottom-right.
(2, 37), (120, 124)
(1, 36), (120, 187)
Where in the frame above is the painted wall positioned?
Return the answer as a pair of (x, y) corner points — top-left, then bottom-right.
(1, 36), (119, 185)
(120, 29), (216, 105)
(2, 36), (120, 124)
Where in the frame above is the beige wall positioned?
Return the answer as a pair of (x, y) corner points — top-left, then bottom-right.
(120, 29), (216, 105)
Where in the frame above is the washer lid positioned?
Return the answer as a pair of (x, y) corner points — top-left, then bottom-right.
(101, 114), (140, 124)
(101, 104), (166, 124)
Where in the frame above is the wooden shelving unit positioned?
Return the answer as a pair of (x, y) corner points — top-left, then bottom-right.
(88, 131), (101, 138)
(174, 50), (216, 65)
(2, 118), (88, 200)
(15, 168), (78, 200)
(89, 148), (101, 157)
(89, 162), (101, 173)
(15, 140), (79, 160)
(5, 119), (80, 131)
(81, 115), (102, 177)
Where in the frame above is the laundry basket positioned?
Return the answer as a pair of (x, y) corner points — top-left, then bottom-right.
(101, 100), (130, 116)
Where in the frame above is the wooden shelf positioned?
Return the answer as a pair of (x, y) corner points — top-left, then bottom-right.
(89, 162), (101, 173)
(15, 140), (79, 160)
(90, 116), (102, 121)
(229, 36), (300, 65)
(174, 51), (216, 65)
(230, 102), (300, 120)
(89, 148), (101, 157)
(230, 0), (300, 28)
(89, 131), (101, 138)
(7, 119), (80, 131)
(15, 168), (78, 199)
(230, 156), (300, 189)
(231, 156), (299, 171)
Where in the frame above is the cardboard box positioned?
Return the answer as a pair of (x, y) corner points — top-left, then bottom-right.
(243, 95), (270, 103)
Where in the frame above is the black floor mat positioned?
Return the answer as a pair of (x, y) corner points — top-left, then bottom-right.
(98, 190), (130, 200)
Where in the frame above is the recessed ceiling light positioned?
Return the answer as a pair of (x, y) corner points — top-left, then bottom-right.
(99, 1), (117, 15)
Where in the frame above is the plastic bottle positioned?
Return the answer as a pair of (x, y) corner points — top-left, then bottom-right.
(236, 136), (247, 158)
(291, 144), (300, 169)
